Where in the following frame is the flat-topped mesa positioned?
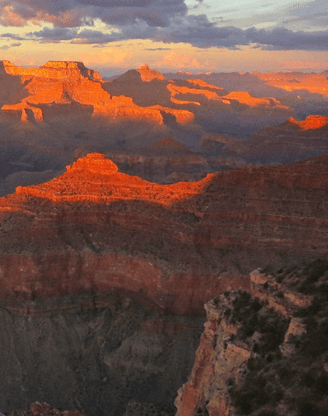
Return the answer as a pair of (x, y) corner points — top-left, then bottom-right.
(1, 60), (102, 81)
(137, 64), (165, 82)
(289, 115), (328, 130)
(42, 61), (87, 70)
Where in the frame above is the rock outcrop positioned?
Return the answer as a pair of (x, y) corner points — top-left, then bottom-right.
(8, 402), (87, 416)
(175, 293), (257, 416)
(137, 64), (165, 82)
(0, 61), (193, 125)
(245, 114), (328, 162)
(0, 60), (102, 81)
(1, 153), (328, 315)
(289, 115), (328, 130)
(176, 260), (328, 416)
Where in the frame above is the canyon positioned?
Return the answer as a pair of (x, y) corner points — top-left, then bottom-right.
(1, 152), (328, 314)
(0, 151), (327, 415)
(0, 61), (327, 416)
(1, 61), (328, 198)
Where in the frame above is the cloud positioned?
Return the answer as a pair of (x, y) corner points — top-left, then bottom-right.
(27, 26), (79, 42)
(246, 27), (328, 51)
(283, 0), (328, 29)
(144, 47), (170, 50)
(2, 0), (328, 52)
(0, 0), (187, 28)
(22, 19), (328, 51)
(0, 41), (21, 50)
(152, 14), (248, 48)
(0, 32), (25, 40)
(155, 51), (206, 68)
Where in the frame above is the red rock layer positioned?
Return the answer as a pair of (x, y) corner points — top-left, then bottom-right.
(289, 115), (328, 130)
(137, 64), (165, 82)
(0, 61), (193, 125)
(28, 402), (86, 416)
(1, 153), (328, 313)
(245, 114), (328, 157)
(167, 79), (289, 109)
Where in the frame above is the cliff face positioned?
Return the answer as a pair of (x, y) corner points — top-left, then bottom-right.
(1, 153), (328, 315)
(244, 114), (328, 162)
(0, 294), (203, 416)
(174, 296), (250, 416)
(176, 260), (328, 416)
(0, 61), (193, 125)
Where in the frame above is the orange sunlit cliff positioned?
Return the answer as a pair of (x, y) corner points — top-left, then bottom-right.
(1, 153), (328, 313)
(289, 115), (328, 130)
(0, 60), (193, 125)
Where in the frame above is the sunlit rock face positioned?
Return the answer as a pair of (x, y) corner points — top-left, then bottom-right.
(244, 114), (328, 163)
(1, 153), (328, 315)
(137, 64), (165, 82)
(289, 115), (328, 130)
(0, 61), (193, 125)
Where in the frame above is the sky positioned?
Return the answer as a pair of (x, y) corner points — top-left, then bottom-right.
(0, 0), (327, 75)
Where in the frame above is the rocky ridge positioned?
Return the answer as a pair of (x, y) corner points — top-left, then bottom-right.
(0, 61), (193, 125)
(1, 153), (328, 315)
(245, 114), (328, 163)
(175, 260), (328, 416)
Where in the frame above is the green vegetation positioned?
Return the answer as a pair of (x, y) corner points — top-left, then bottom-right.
(227, 259), (328, 416)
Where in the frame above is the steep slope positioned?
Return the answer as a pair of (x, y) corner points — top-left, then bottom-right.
(244, 114), (328, 163)
(1, 153), (328, 315)
(176, 260), (328, 416)
(0, 61), (193, 126)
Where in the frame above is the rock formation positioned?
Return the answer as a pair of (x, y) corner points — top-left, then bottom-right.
(288, 115), (328, 130)
(137, 64), (165, 82)
(176, 260), (328, 416)
(245, 114), (328, 163)
(1, 153), (328, 315)
(8, 402), (87, 416)
(0, 61), (193, 125)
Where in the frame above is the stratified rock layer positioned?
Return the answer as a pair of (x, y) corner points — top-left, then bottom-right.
(1, 153), (328, 314)
(0, 61), (193, 125)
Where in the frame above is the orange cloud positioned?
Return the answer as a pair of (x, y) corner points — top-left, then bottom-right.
(67, 47), (132, 67)
(0, 5), (26, 26)
(155, 51), (207, 69)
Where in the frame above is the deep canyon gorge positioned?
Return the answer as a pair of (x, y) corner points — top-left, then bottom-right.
(0, 60), (327, 416)
(0, 152), (328, 416)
